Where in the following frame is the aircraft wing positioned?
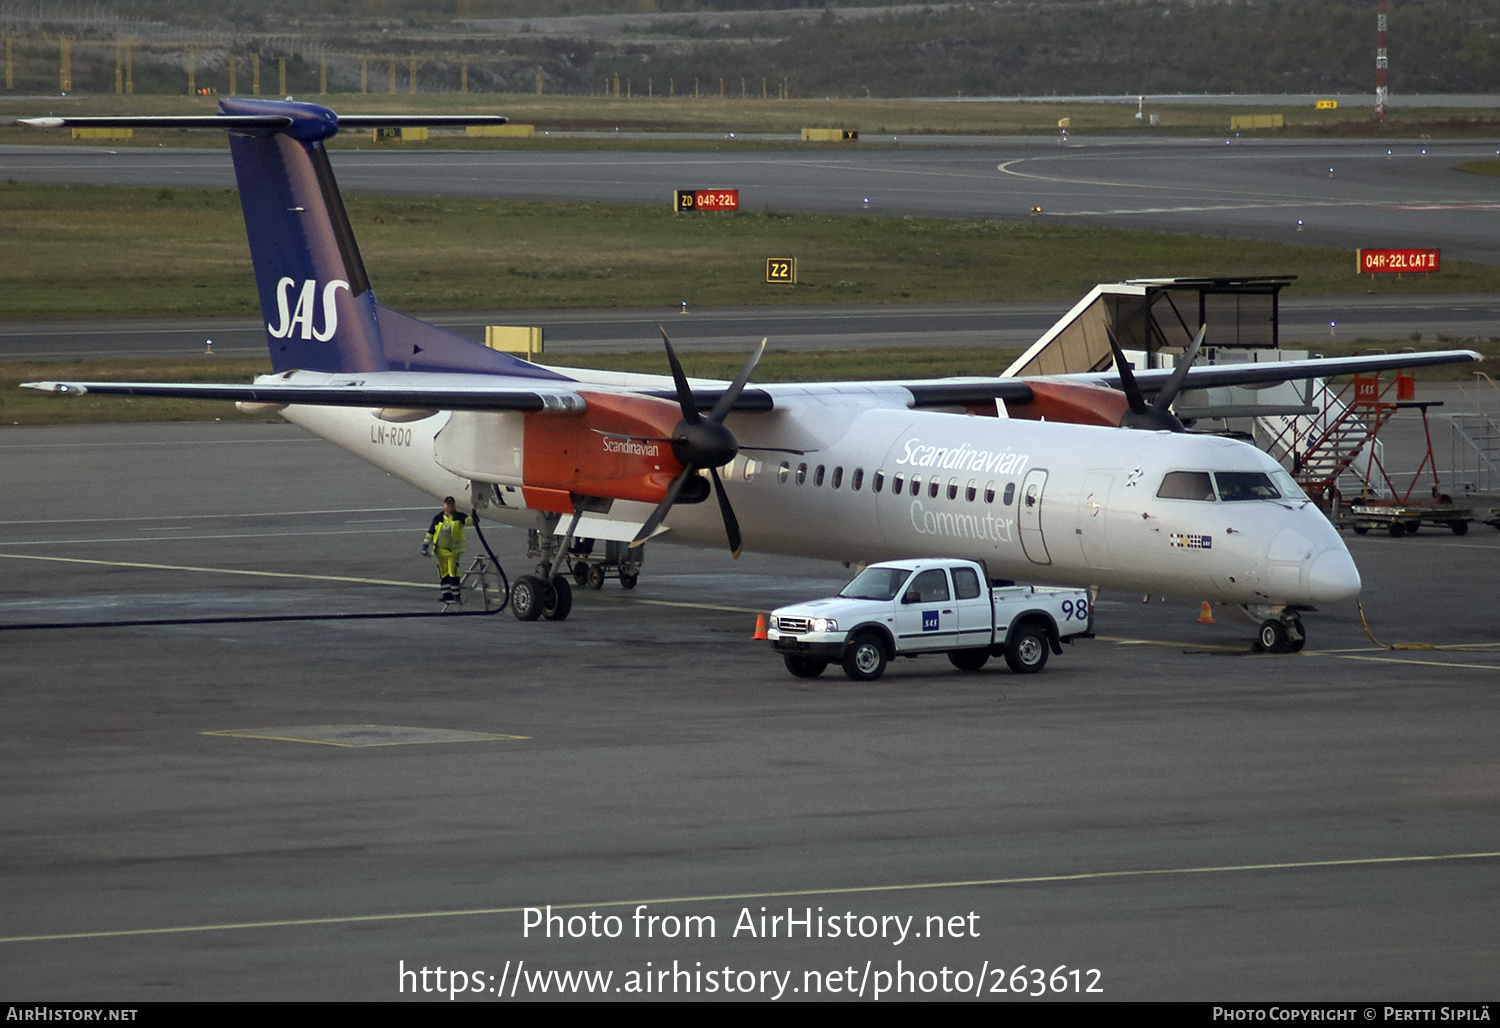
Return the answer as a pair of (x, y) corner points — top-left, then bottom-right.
(888, 348), (1481, 410)
(1082, 348), (1483, 395)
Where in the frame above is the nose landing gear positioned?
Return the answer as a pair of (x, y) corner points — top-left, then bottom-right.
(1255, 613), (1306, 653)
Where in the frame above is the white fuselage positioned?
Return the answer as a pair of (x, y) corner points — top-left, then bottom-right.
(276, 381), (1361, 607)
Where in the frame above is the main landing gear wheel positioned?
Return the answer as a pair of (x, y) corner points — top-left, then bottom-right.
(1004, 622), (1049, 674)
(511, 575), (544, 622)
(783, 655), (828, 678)
(541, 575), (572, 621)
(948, 649), (990, 672)
(842, 632), (888, 682)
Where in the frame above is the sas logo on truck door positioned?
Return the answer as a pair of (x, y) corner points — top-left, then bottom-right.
(922, 610), (941, 632)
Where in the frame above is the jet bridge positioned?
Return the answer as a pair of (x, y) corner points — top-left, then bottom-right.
(1003, 276), (1293, 380)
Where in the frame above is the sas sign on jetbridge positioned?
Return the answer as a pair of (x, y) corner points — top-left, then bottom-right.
(1358, 248), (1440, 274)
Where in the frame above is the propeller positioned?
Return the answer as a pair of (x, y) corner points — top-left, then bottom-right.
(1105, 323), (1206, 432)
(628, 328), (765, 557)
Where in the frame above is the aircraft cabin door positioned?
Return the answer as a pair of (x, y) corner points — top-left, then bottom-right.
(1019, 468), (1051, 566)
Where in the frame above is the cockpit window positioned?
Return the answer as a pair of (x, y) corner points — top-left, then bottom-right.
(1214, 471), (1281, 501)
(1156, 471), (1215, 501)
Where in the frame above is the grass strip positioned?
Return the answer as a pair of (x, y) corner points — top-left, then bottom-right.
(5, 183), (1499, 323)
(6, 93), (1500, 141)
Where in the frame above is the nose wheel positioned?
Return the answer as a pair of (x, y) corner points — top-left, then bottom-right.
(1257, 616), (1306, 654)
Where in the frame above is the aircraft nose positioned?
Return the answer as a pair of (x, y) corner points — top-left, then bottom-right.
(1307, 546), (1362, 602)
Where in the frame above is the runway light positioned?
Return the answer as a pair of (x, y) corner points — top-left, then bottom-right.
(862, 197), (870, 208)
(1296, 219), (1304, 231)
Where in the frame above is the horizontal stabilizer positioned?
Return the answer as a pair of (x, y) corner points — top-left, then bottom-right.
(21, 379), (585, 413)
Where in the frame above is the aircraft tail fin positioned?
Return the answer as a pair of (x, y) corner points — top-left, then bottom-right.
(25, 100), (566, 379)
(222, 99), (385, 373)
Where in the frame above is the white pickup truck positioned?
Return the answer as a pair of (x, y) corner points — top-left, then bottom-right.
(767, 558), (1093, 681)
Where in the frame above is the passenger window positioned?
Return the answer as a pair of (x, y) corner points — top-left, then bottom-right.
(814, 464), (825, 487)
(1002, 482), (1015, 506)
(946, 479), (959, 501)
(796, 462), (807, 485)
(910, 475), (922, 496)
(903, 568), (951, 604)
(966, 480), (977, 502)
(852, 468), (864, 491)
(1157, 471), (1215, 501)
(984, 481), (996, 504)
(951, 567), (982, 600)
(873, 470), (883, 493)
(743, 458), (760, 482)
(891, 472), (903, 493)
(832, 466), (843, 489)
(777, 462), (790, 484)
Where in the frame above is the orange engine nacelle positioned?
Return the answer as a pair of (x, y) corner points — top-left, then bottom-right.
(1004, 381), (1132, 428)
(519, 391), (687, 512)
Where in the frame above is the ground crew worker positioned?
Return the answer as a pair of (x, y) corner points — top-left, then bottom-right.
(421, 496), (471, 602)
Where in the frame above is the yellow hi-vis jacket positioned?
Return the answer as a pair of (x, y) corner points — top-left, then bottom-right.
(424, 511), (470, 554)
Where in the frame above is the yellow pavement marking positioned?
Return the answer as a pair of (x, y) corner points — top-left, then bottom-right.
(1337, 654), (1500, 671)
(1094, 634), (1247, 653)
(0, 551), (426, 589)
(202, 724), (530, 747)
(3, 850), (1495, 945)
(0, 552), (759, 615)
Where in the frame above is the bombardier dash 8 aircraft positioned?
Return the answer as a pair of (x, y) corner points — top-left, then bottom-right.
(20, 99), (1481, 651)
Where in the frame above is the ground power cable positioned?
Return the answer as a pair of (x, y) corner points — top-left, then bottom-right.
(1355, 598), (1500, 652)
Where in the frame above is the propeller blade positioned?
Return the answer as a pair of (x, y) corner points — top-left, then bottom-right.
(658, 325), (700, 425)
(630, 465), (692, 548)
(708, 338), (767, 424)
(1151, 323), (1207, 414)
(1105, 324), (1151, 416)
(710, 466), (743, 558)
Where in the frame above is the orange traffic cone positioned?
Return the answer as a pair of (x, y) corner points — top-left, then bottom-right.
(1197, 601), (1215, 624)
(753, 612), (769, 640)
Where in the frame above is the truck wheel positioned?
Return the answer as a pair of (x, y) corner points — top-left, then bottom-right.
(1004, 622), (1049, 674)
(1352, 523), (1369, 535)
(1388, 522), (1405, 538)
(948, 649), (989, 672)
(1405, 521), (1420, 535)
(541, 576), (572, 621)
(511, 575), (544, 621)
(572, 562), (590, 586)
(842, 632), (888, 682)
(783, 655), (828, 678)
(619, 570), (639, 590)
(1451, 520), (1469, 536)
(587, 563), (607, 589)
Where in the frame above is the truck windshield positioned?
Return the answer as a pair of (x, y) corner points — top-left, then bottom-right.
(839, 566), (911, 601)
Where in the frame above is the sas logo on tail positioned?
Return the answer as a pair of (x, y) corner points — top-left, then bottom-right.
(266, 277), (350, 341)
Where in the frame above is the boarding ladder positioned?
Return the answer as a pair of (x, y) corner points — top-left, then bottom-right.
(1254, 372), (1407, 509)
